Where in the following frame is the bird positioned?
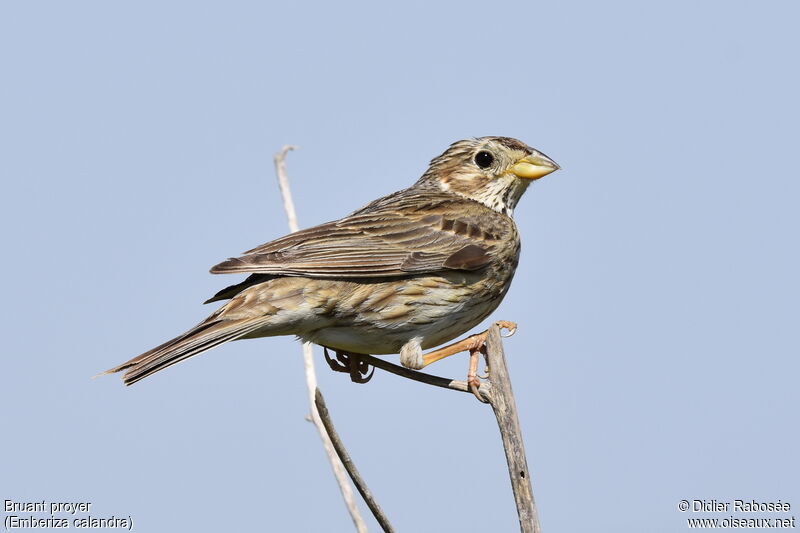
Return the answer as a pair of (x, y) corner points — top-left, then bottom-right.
(102, 137), (559, 390)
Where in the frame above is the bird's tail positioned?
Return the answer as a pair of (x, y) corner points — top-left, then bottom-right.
(98, 316), (268, 386)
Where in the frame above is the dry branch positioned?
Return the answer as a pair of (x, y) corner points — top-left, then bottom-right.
(484, 324), (541, 533)
(315, 389), (396, 533)
(273, 146), (368, 533)
(357, 353), (491, 400)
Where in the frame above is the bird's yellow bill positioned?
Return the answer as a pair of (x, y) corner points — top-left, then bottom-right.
(510, 153), (560, 180)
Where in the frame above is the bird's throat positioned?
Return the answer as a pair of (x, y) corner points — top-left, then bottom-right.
(440, 176), (530, 217)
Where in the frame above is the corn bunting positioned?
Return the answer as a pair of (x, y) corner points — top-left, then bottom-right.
(103, 137), (558, 386)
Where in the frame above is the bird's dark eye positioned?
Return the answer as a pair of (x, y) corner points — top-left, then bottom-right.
(474, 150), (494, 169)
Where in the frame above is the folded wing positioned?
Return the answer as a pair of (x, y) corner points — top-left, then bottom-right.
(210, 199), (504, 279)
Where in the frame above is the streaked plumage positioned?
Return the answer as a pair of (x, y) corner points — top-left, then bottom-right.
(103, 137), (558, 385)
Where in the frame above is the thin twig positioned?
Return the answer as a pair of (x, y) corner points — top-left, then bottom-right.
(274, 145), (300, 231)
(358, 353), (492, 401)
(484, 325), (540, 533)
(273, 146), (368, 533)
(315, 389), (396, 533)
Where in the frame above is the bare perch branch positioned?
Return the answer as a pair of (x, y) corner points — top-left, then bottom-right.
(484, 325), (541, 533)
(273, 146), (368, 533)
(315, 389), (396, 533)
(357, 353), (492, 401)
(274, 145), (300, 232)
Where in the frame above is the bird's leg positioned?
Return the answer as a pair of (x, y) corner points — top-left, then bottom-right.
(467, 345), (488, 403)
(421, 320), (517, 367)
(323, 347), (375, 384)
(421, 321), (517, 402)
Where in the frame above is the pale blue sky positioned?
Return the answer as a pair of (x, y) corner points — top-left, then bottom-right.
(1, 1), (798, 532)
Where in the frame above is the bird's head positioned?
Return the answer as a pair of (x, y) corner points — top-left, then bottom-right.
(417, 136), (559, 216)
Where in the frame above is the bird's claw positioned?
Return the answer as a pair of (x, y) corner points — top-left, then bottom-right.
(468, 375), (485, 402)
(496, 320), (518, 338)
(323, 347), (349, 372)
(323, 347), (375, 384)
(349, 357), (375, 384)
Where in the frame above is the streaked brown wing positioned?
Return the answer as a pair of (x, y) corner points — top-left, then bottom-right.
(210, 197), (504, 279)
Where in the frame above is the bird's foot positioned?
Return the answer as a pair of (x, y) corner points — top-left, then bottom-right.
(421, 321), (517, 402)
(323, 347), (375, 384)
